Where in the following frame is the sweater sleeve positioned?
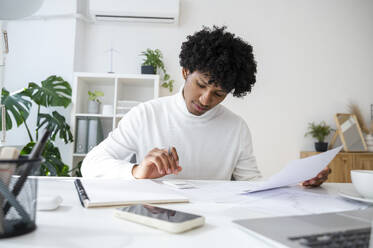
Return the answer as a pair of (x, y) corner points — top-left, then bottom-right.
(232, 121), (262, 181)
(81, 105), (143, 179)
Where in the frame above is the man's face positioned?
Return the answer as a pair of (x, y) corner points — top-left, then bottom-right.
(182, 69), (228, 116)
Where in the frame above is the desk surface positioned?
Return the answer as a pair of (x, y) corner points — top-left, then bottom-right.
(2, 178), (367, 248)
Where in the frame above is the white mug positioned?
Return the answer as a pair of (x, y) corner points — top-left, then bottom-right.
(351, 170), (373, 199)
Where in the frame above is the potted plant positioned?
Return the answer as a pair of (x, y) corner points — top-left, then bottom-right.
(305, 121), (334, 152)
(0, 75), (74, 176)
(88, 90), (104, 114)
(140, 48), (174, 92)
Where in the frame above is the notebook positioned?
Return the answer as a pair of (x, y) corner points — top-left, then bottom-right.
(74, 178), (189, 208)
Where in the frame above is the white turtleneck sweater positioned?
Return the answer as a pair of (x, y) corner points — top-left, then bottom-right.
(81, 90), (261, 181)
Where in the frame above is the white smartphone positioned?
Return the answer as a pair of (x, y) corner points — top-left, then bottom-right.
(114, 204), (205, 233)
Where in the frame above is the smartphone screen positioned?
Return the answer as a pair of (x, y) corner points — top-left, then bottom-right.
(117, 204), (201, 223)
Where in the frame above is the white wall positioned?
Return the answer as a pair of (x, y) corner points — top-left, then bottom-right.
(3, 0), (373, 177)
(3, 0), (77, 166)
(80, 0), (373, 177)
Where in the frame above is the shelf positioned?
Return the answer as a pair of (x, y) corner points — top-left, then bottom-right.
(116, 107), (132, 113)
(73, 153), (87, 157)
(74, 113), (114, 118)
(117, 77), (156, 87)
(76, 76), (115, 85)
(71, 72), (159, 169)
(74, 72), (158, 80)
(117, 100), (141, 107)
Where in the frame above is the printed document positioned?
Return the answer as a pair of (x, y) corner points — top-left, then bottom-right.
(162, 146), (343, 195)
(243, 146), (343, 193)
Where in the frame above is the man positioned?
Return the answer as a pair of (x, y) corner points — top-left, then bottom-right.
(82, 26), (330, 187)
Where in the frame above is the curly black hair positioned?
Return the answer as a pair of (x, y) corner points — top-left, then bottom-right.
(179, 26), (257, 97)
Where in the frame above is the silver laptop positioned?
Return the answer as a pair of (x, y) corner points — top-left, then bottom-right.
(233, 208), (373, 248)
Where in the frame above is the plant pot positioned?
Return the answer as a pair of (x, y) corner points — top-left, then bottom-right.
(88, 100), (100, 114)
(315, 142), (328, 152)
(141, 65), (155, 74)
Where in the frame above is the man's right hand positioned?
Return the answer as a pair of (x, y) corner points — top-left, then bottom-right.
(132, 147), (182, 179)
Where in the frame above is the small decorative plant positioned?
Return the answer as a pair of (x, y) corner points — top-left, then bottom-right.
(88, 90), (104, 103)
(140, 48), (174, 92)
(87, 90), (104, 114)
(305, 121), (334, 152)
(0, 75), (74, 176)
(305, 121), (333, 142)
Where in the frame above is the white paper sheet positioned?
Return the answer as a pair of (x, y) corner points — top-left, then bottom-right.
(80, 179), (188, 207)
(223, 187), (368, 216)
(166, 181), (368, 216)
(162, 180), (257, 202)
(243, 146), (343, 193)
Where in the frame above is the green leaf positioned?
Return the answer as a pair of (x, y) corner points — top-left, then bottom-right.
(20, 141), (34, 155)
(169, 80), (174, 92)
(88, 91), (94, 100)
(140, 49), (173, 93)
(0, 88), (32, 130)
(88, 90), (104, 102)
(140, 48), (164, 69)
(95, 91), (104, 97)
(305, 121), (334, 142)
(161, 80), (174, 93)
(42, 141), (70, 176)
(69, 160), (83, 177)
(21, 140), (70, 176)
(37, 111), (73, 143)
(27, 75), (72, 108)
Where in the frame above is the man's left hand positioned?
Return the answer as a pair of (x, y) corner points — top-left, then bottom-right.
(301, 167), (332, 187)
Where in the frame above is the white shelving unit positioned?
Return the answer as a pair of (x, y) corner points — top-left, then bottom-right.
(71, 72), (159, 170)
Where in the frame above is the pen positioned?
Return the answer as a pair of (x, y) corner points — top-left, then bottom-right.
(168, 146), (172, 174)
(74, 179), (89, 208)
(168, 146), (180, 174)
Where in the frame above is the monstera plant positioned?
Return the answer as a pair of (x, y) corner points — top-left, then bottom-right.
(0, 75), (74, 176)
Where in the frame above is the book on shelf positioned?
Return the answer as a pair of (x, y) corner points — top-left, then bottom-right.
(75, 119), (88, 154)
(75, 118), (104, 154)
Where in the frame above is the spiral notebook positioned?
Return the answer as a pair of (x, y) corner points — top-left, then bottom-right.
(74, 179), (189, 208)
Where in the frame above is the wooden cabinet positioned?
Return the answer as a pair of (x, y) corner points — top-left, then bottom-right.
(354, 154), (373, 170)
(300, 151), (373, 183)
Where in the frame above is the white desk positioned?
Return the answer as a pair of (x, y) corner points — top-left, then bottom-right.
(1, 178), (367, 248)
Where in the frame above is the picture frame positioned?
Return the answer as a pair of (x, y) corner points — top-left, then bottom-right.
(329, 113), (367, 152)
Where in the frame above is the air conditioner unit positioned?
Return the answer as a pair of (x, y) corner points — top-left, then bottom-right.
(90, 0), (180, 24)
